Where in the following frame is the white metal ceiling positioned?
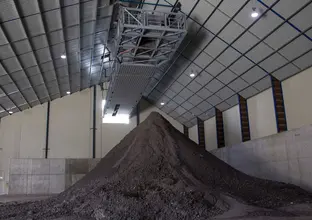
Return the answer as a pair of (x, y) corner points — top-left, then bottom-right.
(1, 0), (312, 128)
(0, 0), (112, 117)
(144, 0), (312, 127)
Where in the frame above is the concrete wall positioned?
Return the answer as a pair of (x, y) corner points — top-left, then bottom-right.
(247, 88), (277, 140)
(189, 125), (199, 144)
(0, 88), (182, 194)
(49, 90), (93, 158)
(101, 117), (137, 157)
(211, 123), (312, 191)
(8, 158), (100, 195)
(282, 67), (312, 130)
(204, 117), (218, 151)
(0, 104), (47, 194)
(223, 105), (242, 146)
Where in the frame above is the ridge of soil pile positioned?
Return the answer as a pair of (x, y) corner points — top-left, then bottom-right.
(0, 112), (312, 219)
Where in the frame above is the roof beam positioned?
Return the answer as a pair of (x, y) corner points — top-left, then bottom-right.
(0, 24), (41, 107)
(12, 0), (52, 102)
(58, 0), (71, 95)
(36, 0), (61, 99)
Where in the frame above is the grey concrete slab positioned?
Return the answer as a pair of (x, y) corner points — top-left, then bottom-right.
(211, 123), (312, 191)
(50, 159), (66, 174)
(10, 159), (31, 175)
(30, 175), (50, 194)
(49, 175), (65, 194)
(31, 159), (50, 175)
(9, 175), (27, 194)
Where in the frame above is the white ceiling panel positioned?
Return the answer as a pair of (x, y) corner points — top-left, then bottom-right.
(24, 14), (45, 37)
(190, 0), (215, 24)
(246, 42), (274, 63)
(271, 63), (300, 81)
(204, 37), (228, 58)
(272, 0), (310, 19)
(279, 35), (312, 61)
(216, 69), (237, 84)
(194, 52), (213, 68)
(205, 60), (225, 76)
(264, 23), (300, 50)
(195, 71), (213, 86)
(204, 10), (230, 34)
(228, 77), (249, 93)
(259, 53), (288, 73)
(225, 95), (239, 107)
(179, 0), (198, 15)
(253, 76), (271, 92)
(190, 106), (203, 116)
(233, 0), (267, 28)
(216, 101), (230, 111)
(0, 0), (19, 22)
(293, 50), (312, 70)
(197, 100), (212, 112)
(195, 29), (215, 50)
(290, 2), (312, 31)
(205, 0), (222, 7)
(207, 95), (222, 106)
(187, 80), (202, 93)
(249, 11), (283, 39)
(205, 78), (224, 93)
(188, 94), (203, 106)
(173, 95), (185, 105)
(219, 0), (248, 17)
(3, 19), (27, 42)
(181, 100), (194, 111)
(197, 87), (213, 99)
(219, 20), (245, 44)
(217, 47), (241, 66)
(239, 86), (258, 99)
(215, 86), (235, 100)
(232, 31), (259, 53)
(230, 56), (254, 76)
(241, 66), (267, 84)
(179, 87), (194, 100)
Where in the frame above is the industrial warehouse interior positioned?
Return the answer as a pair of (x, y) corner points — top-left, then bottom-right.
(0, 0), (312, 219)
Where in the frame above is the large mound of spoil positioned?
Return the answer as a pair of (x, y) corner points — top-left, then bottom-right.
(1, 112), (312, 220)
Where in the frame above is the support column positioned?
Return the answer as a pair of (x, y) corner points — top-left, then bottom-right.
(271, 76), (287, 132)
(45, 102), (50, 159)
(215, 108), (225, 148)
(197, 117), (205, 148)
(92, 85), (97, 158)
(136, 102), (140, 126)
(239, 95), (251, 142)
(183, 125), (189, 137)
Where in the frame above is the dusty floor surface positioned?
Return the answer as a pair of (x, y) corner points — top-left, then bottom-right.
(0, 112), (312, 220)
(0, 195), (52, 203)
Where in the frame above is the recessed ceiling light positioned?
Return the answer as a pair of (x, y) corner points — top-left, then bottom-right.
(190, 73), (196, 78)
(66, 91), (71, 95)
(251, 7), (259, 18)
(61, 54), (67, 59)
(160, 102), (165, 106)
(251, 11), (259, 18)
(9, 111), (13, 114)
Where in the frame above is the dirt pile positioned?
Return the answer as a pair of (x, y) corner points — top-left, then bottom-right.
(1, 112), (312, 220)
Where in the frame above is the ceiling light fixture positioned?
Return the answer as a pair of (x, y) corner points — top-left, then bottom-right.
(190, 73), (196, 78)
(9, 111), (13, 114)
(66, 91), (70, 95)
(61, 54), (67, 59)
(160, 102), (165, 106)
(251, 7), (259, 18)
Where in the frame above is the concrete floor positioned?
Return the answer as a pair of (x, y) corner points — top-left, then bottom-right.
(0, 194), (52, 203)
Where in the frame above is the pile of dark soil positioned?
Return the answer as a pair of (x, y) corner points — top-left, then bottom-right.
(1, 112), (312, 220)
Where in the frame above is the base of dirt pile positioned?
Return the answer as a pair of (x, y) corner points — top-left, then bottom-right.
(1, 112), (312, 220)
